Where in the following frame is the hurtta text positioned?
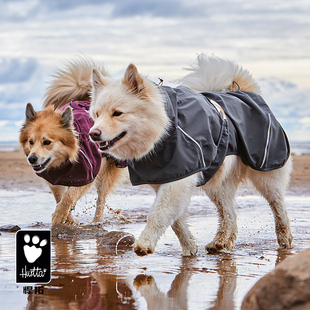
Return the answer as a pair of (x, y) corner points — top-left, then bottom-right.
(19, 266), (47, 278)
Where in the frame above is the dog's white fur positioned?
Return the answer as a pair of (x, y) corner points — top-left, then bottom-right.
(90, 54), (293, 256)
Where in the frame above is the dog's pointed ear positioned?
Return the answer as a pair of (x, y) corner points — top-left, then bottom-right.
(60, 106), (73, 129)
(91, 68), (107, 98)
(25, 103), (37, 122)
(123, 64), (146, 96)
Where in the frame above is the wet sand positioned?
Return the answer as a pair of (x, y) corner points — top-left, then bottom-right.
(0, 150), (309, 309)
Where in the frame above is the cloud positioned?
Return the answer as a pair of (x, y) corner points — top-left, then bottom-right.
(15, 120), (24, 127)
(0, 120), (9, 127)
(0, 57), (59, 141)
(0, 57), (48, 120)
(1, 0), (308, 85)
(299, 117), (310, 129)
(2, 0), (310, 21)
(0, 0), (201, 19)
(0, 58), (38, 83)
(258, 78), (310, 141)
(107, 0), (201, 17)
(0, 0), (309, 141)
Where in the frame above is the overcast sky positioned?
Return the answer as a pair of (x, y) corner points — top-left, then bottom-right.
(0, 0), (309, 141)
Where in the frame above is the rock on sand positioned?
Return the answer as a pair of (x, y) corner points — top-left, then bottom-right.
(0, 224), (21, 232)
(242, 248), (310, 310)
(99, 231), (135, 247)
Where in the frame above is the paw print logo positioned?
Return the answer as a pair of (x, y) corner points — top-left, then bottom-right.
(23, 234), (48, 263)
(16, 230), (51, 284)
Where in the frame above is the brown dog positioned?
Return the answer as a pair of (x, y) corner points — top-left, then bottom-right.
(19, 58), (127, 225)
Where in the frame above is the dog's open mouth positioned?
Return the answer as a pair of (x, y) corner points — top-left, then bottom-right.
(98, 131), (127, 152)
(32, 158), (51, 172)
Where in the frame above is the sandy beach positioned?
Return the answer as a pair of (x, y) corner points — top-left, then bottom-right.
(1, 149), (309, 195)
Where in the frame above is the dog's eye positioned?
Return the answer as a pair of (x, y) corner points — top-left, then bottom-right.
(43, 140), (51, 146)
(95, 112), (99, 118)
(112, 111), (123, 117)
(29, 140), (34, 145)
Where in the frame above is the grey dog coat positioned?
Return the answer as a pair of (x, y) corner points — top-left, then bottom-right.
(128, 86), (290, 186)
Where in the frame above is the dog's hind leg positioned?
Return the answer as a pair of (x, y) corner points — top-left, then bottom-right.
(248, 158), (293, 248)
(171, 217), (198, 256)
(93, 158), (127, 223)
(203, 156), (244, 253)
(134, 175), (197, 256)
(204, 180), (238, 252)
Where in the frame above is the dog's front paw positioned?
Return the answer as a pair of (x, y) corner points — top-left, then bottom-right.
(206, 232), (236, 253)
(205, 241), (225, 253)
(277, 232), (293, 249)
(205, 239), (234, 253)
(134, 240), (155, 256)
(182, 242), (198, 257)
(52, 211), (68, 225)
(65, 213), (78, 225)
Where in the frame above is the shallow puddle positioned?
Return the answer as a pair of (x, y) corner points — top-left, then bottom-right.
(0, 188), (309, 309)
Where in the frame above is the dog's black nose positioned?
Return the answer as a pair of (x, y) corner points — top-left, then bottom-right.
(89, 128), (102, 141)
(28, 155), (38, 164)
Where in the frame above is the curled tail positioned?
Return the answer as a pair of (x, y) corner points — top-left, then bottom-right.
(179, 53), (260, 94)
(43, 57), (108, 108)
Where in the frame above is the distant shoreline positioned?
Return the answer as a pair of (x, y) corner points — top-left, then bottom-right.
(0, 149), (309, 195)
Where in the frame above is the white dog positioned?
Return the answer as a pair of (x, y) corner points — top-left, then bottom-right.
(89, 54), (293, 256)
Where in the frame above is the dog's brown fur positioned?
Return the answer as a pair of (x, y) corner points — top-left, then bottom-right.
(43, 57), (108, 109)
(19, 58), (126, 225)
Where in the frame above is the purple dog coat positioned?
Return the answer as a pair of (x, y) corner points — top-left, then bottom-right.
(36, 101), (102, 187)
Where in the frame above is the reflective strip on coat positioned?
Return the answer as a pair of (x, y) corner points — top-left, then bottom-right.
(128, 86), (290, 187)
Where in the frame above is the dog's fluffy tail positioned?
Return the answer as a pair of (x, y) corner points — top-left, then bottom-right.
(179, 53), (260, 94)
(43, 57), (108, 108)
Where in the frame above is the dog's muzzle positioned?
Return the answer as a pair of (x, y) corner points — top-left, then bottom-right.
(28, 156), (51, 172)
(89, 129), (127, 152)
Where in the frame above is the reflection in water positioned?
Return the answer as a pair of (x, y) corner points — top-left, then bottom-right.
(1, 191), (308, 309)
(208, 254), (237, 310)
(24, 232), (296, 310)
(134, 269), (192, 310)
(133, 254), (237, 310)
(25, 238), (239, 310)
(276, 248), (293, 265)
(26, 238), (136, 310)
(133, 257), (194, 310)
(27, 273), (135, 310)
